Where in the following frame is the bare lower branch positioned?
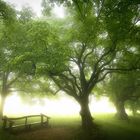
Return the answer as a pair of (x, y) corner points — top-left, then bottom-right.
(89, 40), (117, 84)
(103, 67), (140, 72)
(97, 71), (112, 83)
(82, 48), (94, 65)
(50, 75), (79, 99)
(7, 76), (18, 87)
(68, 68), (82, 94)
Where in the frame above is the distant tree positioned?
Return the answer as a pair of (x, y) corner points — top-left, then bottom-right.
(0, 26), (22, 120)
(0, 0), (17, 123)
(0, 2), (36, 121)
(126, 98), (140, 116)
(106, 72), (140, 120)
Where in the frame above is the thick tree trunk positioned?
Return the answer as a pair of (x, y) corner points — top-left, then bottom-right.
(78, 96), (96, 132)
(132, 107), (137, 116)
(0, 94), (5, 126)
(115, 100), (128, 120)
(0, 72), (8, 126)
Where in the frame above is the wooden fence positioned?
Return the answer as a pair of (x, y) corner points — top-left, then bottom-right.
(2, 114), (50, 132)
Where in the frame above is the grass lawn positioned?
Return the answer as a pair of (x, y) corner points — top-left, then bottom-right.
(0, 114), (140, 140)
(95, 114), (140, 140)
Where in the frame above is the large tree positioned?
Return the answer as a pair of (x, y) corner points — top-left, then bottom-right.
(0, 0), (17, 122)
(35, 0), (140, 135)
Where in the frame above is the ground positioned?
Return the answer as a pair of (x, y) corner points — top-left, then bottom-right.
(16, 127), (76, 140)
(1, 114), (140, 140)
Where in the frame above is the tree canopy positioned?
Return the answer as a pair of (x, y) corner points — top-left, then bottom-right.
(0, 0), (140, 138)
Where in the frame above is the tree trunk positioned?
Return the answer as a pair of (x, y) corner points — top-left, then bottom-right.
(115, 100), (128, 120)
(0, 94), (5, 125)
(132, 106), (137, 116)
(78, 96), (95, 132)
(0, 72), (9, 126)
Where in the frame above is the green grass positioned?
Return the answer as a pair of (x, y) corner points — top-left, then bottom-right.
(0, 114), (140, 140)
(94, 114), (140, 140)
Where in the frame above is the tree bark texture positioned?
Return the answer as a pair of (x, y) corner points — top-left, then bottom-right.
(115, 100), (128, 120)
(78, 96), (95, 131)
(0, 94), (5, 125)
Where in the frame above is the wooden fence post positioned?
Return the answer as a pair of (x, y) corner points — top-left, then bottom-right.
(9, 120), (14, 132)
(2, 116), (7, 129)
(25, 117), (27, 126)
(41, 114), (43, 126)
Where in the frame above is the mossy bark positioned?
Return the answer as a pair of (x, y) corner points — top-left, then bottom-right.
(115, 100), (128, 120)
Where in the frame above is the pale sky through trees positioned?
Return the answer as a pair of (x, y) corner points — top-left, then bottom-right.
(5, 0), (65, 17)
(5, 0), (42, 16)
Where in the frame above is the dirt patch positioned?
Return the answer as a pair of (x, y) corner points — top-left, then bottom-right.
(15, 127), (75, 140)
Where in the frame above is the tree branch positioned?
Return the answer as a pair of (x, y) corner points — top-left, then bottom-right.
(82, 48), (94, 66)
(7, 76), (18, 87)
(73, 0), (84, 20)
(67, 68), (82, 94)
(97, 71), (112, 83)
(103, 67), (140, 72)
(50, 75), (79, 99)
(88, 41), (117, 85)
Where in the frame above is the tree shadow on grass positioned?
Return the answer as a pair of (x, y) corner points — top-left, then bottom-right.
(73, 126), (108, 140)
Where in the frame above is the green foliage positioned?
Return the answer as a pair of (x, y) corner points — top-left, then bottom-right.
(104, 0), (139, 41)
(24, 20), (69, 75)
(41, 0), (53, 16)
(0, 0), (16, 25)
(17, 5), (35, 23)
(102, 72), (140, 112)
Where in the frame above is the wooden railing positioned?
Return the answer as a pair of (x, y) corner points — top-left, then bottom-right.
(2, 114), (50, 131)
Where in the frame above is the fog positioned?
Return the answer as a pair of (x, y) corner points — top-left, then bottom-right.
(3, 93), (116, 117)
